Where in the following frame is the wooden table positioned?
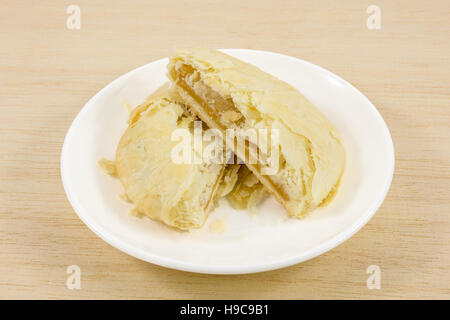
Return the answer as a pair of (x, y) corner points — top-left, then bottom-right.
(1, 0), (449, 299)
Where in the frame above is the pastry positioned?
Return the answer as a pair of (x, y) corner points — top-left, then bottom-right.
(168, 49), (345, 217)
(115, 85), (226, 230)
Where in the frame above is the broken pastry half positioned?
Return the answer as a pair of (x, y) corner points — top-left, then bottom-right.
(168, 48), (345, 217)
(115, 85), (227, 230)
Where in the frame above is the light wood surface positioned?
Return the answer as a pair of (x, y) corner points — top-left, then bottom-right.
(1, 0), (449, 299)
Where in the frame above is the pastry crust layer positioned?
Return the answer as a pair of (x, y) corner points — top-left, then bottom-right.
(115, 86), (225, 230)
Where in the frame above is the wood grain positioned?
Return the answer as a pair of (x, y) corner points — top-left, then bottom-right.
(0, 0), (449, 299)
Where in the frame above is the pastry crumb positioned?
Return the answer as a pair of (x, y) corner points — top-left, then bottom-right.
(98, 158), (117, 177)
(130, 207), (144, 218)
(209, 218), (227, 234)
(120, 97), (132, 114)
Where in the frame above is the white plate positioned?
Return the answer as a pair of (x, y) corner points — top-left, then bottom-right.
(61, 49), (394, 274)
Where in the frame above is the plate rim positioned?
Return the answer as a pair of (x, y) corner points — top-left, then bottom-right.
(60, 49), (395, 274)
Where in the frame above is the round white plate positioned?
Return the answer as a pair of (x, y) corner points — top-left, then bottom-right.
(61, 49), (394, 274)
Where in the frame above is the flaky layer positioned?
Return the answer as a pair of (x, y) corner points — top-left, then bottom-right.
(115, 87), (225, 230)
(168, 49), (345, 217)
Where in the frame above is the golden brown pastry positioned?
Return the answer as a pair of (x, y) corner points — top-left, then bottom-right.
(102, 85), (266, 230)
(168, 49), (345, 217)
(115, 86), (226, 230)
